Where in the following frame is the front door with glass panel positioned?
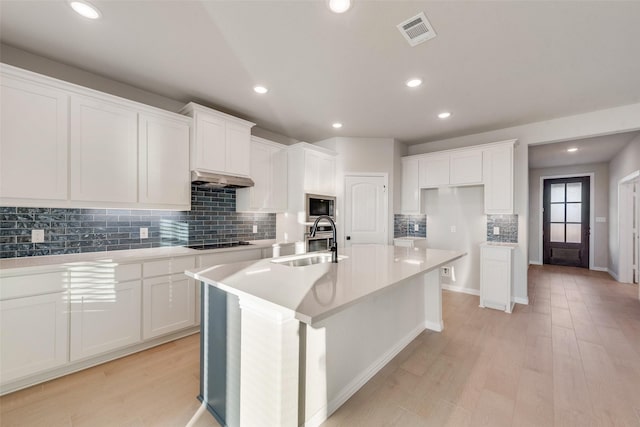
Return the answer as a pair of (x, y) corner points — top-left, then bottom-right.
(543, 177), (590, 268)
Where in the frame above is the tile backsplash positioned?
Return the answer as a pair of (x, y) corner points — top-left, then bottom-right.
(394, 214), (427, 238)
(0, 186), (275, 259)
(487, 214), (518, 243)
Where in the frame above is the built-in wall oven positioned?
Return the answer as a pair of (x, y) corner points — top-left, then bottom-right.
(305, 225), (334, 252)
(306, 193), (336, 222)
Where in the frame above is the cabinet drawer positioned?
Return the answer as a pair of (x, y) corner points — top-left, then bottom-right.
(198, 249), (262, 268)
(1, 271), (67, 300)
(143, 256), (196, 277)
(481, 247), (510, 262)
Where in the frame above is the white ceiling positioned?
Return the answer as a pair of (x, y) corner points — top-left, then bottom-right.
(1, 1), (639, 145)
(528, 131), (640, 169)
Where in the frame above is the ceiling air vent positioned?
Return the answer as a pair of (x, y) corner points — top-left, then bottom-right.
(397, 12), (437, 47)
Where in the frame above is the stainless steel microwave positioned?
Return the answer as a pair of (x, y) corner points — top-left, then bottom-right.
(306, 193), (336, 222)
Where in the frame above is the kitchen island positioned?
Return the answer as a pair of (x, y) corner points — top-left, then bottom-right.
(186, 244), (466, 427)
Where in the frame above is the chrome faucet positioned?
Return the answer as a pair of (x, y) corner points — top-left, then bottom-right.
(310, 215), (338, 263)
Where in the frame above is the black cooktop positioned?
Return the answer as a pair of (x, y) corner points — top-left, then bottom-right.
(186, 241), (253, 250)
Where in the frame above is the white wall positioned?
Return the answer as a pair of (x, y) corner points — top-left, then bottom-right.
(423, 186), (486, 293)
(529, 163), (609, 269)
(407, 102), (640, 303)
(609, 135), (640, 278)
(313, 137), (403, 245)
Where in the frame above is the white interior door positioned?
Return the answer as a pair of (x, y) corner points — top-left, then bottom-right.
(344, 174), (388, 247)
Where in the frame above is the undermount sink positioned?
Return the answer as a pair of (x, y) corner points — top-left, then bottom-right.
(271, 252), (348, 267)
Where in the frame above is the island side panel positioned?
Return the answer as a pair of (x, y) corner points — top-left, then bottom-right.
(423, 269), (444, 332)
(302, 276), (427, 427)
(238, 297), (300, 427)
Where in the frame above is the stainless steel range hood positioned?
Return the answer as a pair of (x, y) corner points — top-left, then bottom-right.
(191, 170), (254, 188)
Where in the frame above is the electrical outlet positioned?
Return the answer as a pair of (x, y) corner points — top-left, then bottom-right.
(450, 225), (456, 233)
(252, 225), (258, 233)
(31, 229), (45, 243)
(493, 226), (500, 235)
(140, 227), (148, 239)
(441, 266), (451, 277)
(414, 224), (419, 232)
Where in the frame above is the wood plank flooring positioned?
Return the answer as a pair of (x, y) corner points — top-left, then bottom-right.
(1, 265), (638, 426)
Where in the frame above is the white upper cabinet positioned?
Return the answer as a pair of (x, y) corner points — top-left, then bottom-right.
(0, 64), (192, 209)
(402, 139), (515, 214)
(483, 142), (515, 214)
(449, 149), (483, 185)
(139, 113), (191, 209)
(236, 137), (288, 212)
(304, 149), (336, 196)
(419, 154), (450, 188)
(401, 157), (421, 214)
(70, 95), (139, 203)
(181, 102), (255, 177)
(0, 73), (69, 203)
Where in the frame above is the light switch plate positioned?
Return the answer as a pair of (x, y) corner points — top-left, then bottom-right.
(140, 227), (148, 239)
(31, 229), (45, 243)
(414, 224), (419, 232)
(252, 225), (258, 233)
(450, 225), (456, 233)
(596, 217), (607, 223)
(493, 226), (500, 235)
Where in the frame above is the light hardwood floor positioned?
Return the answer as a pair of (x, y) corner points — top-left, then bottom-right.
(1, 265), (638, 426)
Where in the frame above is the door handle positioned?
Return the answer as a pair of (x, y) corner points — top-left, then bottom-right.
(346, 236), (351, 240)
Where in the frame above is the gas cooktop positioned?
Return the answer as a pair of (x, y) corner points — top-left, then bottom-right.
(185, 241), (253, 250)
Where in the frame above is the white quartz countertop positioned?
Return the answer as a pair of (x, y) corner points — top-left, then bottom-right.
(480, 242), (518, 249)
(186, 244), (466, 325)
(0, 239), (279, 275)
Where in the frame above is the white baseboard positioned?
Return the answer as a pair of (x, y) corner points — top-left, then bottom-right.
(441, 284), (480, 296)
(424, 320), (444, 332)
(529, 260), (542, 265)
(590, 266), (608, 272)
(512, 296), (529, 305)
(608, 270), (619, 281)
(303, 323), (425, 427)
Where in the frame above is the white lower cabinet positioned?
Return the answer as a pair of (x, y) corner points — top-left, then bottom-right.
(143, 274), (195, 339)
(70, 281), (142, 361)
(0, 292), (69, 384)
(479, 244), (515, 313)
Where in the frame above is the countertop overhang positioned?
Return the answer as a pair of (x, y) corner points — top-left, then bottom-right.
(186, 244), (466, 325)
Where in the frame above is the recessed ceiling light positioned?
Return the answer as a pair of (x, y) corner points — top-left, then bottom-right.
(328, 0), (351, 13)
(253, 86), (268, 94)
(406, 78), (422, 88)
(567, 147), (578, 152)
(69, 0), (101, 19)
(332, 122), (343, 129)
(437, 112), (452, 119)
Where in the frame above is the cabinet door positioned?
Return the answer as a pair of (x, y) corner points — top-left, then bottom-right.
(143, 274), (195, 339)
(70, 281), (142, 361)
(139, 114), (190, 207)
(0, 292), (68, 384)
(194, 112), (226, 173)
(304, 150), (321, 194)
(450, 150), (483, 185)
(271, 147), (288, 211)
(401, 158), (421, 213)
(0, 76), (69, 201)
(483, 145), (514, 214)
(70, 95), (138, 203)
(225, 122), (251, 176)
(318, 155), (336, 195)
(250, 141), (272, 209)
(480, 248), (511, 311)
(419, 155), (450, 188)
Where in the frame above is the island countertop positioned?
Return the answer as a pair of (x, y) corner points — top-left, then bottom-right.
(186, 244), (466, 325)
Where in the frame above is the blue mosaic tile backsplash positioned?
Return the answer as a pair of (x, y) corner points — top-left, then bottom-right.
(486, 214), (518, 243)
(394, 214), (427, 238)
(0, 186), (276, 259)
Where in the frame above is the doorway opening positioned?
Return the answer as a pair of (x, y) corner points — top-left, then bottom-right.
(618, 170), (639, 285)
(543, 176), (590, 268)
